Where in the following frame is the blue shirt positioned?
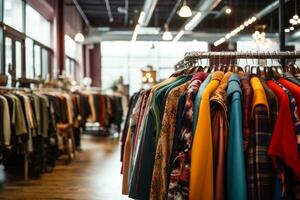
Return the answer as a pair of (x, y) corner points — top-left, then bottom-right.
(192, 74), (212, 132)
(226, 74), (247, 200)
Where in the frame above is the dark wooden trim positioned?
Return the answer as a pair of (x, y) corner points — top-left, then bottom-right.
(26, 0), (54, 21)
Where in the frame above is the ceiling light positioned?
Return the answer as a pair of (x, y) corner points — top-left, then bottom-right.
(162, 25), (173, 40)
(138, 11), (146, 24)
(184, 12), (202, 30)
(290, 26), (295, 31)
(148, 77), (154, 83)
(74, 33), (85, 42)
(225, 33), (231, 39)
(214, 37), (226, 47)
(131, 24), (141, 42)
(285, 28), (290, 33)
(225, 8), (232, 14)
(179, 1), (192, 18)
(173, 30), (185, 42)
(162, 31), (173, 41)
(293, 14), (299, 20)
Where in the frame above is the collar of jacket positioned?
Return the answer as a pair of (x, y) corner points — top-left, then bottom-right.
(227, 74), (242, 98)
(191, 71), (208, 82)
(210, 72), (233, 104)
(250, 76), (269, 114)
(212, 71), (224, 82)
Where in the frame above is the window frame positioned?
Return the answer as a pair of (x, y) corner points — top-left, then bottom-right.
(65, 56), (77, 79)
(0, 0), (53, 82)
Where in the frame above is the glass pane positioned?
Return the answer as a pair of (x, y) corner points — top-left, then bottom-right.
(65, 58), (70, 76)
(65, 35), (76, 58)
(25, 38), (34, 79)
(4, 0), (24, 32)
(25, 5), (50, 46)
(15, 41), (22, 79)
(42, 49), (49, 78)
(34, 45), (41, 78)
(71, 60), (75, 79)
(5, 37), (12, 86)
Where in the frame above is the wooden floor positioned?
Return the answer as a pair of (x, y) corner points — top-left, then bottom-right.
(0, 135), (129, 200)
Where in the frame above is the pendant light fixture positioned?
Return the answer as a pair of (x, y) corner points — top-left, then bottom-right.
(179, 0), (192, 18)
(74, 33), (85, 42)
(162, 25), (173, 40)
(289, 0), (300, 26)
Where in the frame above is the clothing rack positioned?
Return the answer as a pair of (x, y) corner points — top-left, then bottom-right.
(184, 51), (300, 60)
(0, 86), (29, 181)
(0, 86), (29, 91)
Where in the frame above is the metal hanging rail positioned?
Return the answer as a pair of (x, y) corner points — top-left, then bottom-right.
(184, 51), (300, 60)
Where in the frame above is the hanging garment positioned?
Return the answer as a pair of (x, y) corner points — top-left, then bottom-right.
(267, 80), (300, 179)
(226, 74), (247, 200)
(278, 78), (300, 118)
(151, 81), (190, 200)
(122, 93), (144, 195)
(129, 76), (190, 200)
(167, 93), (187, 199)
(210, 72), (232, 200)
(260, 78), (278, 132)
(284, 72), (300, 86)
(121, 92), (140, 164)
(247, 76), (272, 200)
(239, 73), (253, 151)
(167, 72), (208, 200)
(192, 74), (212, 132)
(0, 95), (11, 146)
(190, 71), (224, 200)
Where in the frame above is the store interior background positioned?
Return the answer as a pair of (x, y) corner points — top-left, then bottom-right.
(1, 0), (299, 95)
(0, 0), (299, 199)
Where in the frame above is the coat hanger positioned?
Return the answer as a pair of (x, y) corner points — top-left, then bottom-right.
(250, 52), (257, 74)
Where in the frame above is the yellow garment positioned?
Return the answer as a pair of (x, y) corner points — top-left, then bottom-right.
(190, 71), (224, 200)
(250, 76), (269, 114)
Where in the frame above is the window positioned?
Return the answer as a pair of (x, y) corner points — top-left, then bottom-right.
(25, 38), (34, 78)
(101, 41), (208, 95)
(34, 45), (41, 77)
(25, 4), (50, 47)
(5, 37), (12, 86)
(3, 0), (24, 32)
(65, 57), (76, 80)
(25, 38), (50, 79)
(65, 35), (78, 79)
(42, 49), (49, 79)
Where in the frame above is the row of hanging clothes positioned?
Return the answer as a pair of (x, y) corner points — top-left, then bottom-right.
(0, 87), (83, 179)
(78, 88), (124, 134)
(120, 51), (300, 200)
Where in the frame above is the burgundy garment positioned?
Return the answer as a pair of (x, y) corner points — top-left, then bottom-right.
(191, 71), (208, 82)
(132, 90), (151, 161)
(99, 95), (106, 127)
(240, 73), (253, 151)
